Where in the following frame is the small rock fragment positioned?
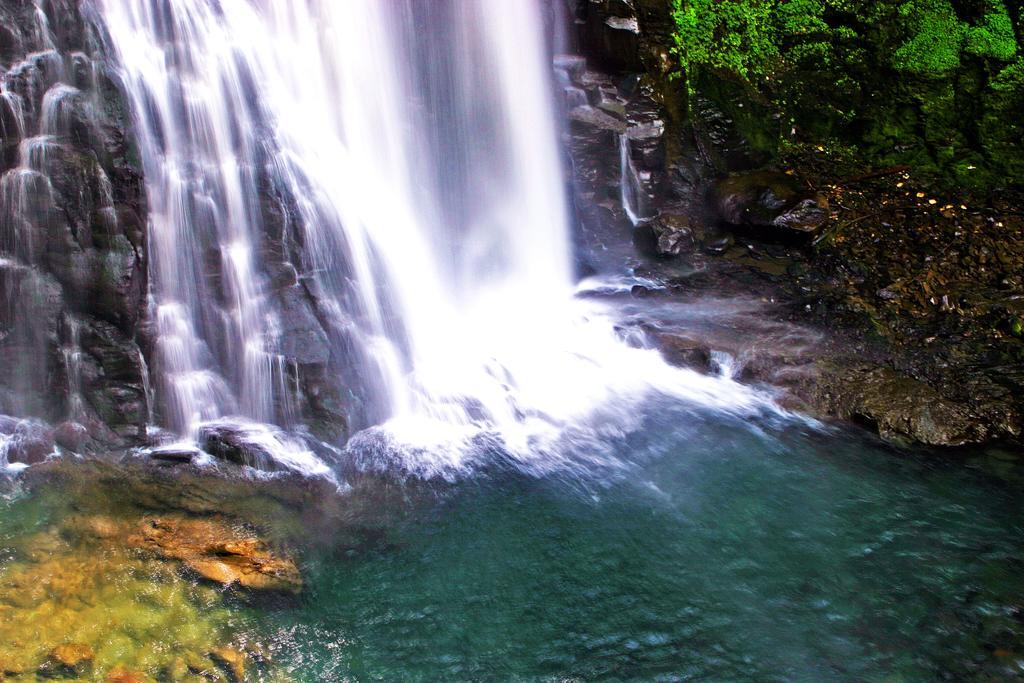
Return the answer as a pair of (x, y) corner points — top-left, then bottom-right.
(49, 643), (94, 675)
(210, 647), (247, 681)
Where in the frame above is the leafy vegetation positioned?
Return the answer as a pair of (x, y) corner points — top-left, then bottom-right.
(670, 0), (1024, 188)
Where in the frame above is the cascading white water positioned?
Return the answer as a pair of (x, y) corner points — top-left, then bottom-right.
(95, 0), (783, 477)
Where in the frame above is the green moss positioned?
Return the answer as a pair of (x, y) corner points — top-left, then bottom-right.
(980, 58), (1024, 181)
(672, 0), (779, 83)
(965, 3), (1019, 60)
(670, 0), (1024, 189)
(893, 0), (966, 75)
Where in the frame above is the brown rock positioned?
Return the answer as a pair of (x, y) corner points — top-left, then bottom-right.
(127, 517), (302, 593)
(209, 647), (247, 681)
(649, 332), (712, 372)
(106, 667), (155, 683)
(798, 361), (988, 447)
(50, 643), (94, 673)
(53, 421), (89, 451)
(62, 515), (122, 541)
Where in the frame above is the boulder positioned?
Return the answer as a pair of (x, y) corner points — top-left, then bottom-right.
(644, 214), (698, 257)
(802, 362), (987, 447)
(198, 422), (283, 471)
(772, 198), (828, 234)
(649, 332), (713, 372)
(711, 171), (827, 236)
(147, 445), (198, 464)
(4, 423), (55, 465)
(53, 421), (88, 451)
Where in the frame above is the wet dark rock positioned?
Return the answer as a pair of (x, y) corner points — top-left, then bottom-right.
(575, 1), (643, 73)
(5, 423), (55, 465)
(0, 1), (147, 442)
(276, 284), (330, 366)
(297, 364), (350, 444)
(649, 332), (713, 372)
(703, 233), (735, 255)
(802, 362), (988, 447)
(148, 446), (198, 465)
(78, 319), (147, 439)
(712, 171), (808, 226)
(0, 24), (20, 65)
(53, 421), (88, 451)
(636, 213), (698, 257)
(199, 422), (284, 471)
(553, 54), (587, 84)
(569, 104), (628, 134)
(0, 414), (21, 434)
(772, 198), (828, 234)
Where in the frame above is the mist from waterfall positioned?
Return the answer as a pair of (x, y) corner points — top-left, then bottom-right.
(95, 0), (782, 477)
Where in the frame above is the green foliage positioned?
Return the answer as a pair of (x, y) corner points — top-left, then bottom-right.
(672, 0), (779, 81)
(670, 0), (1024, 188)
(893, 0), (966, 75)
(980, 58), (1024, 180)
(964, 3), (1019, 59)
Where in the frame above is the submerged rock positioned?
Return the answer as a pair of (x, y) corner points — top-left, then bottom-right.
(105, 666), (157, 683)
(209, 647), (247, 681)
(128, 517), (303, 593)
(48, 642), (95, 675)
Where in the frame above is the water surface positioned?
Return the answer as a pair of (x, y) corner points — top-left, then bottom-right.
(263, 404), (1024, 680)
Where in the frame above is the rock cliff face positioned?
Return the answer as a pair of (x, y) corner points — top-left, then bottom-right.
(0, 0), (352, 456)
(0, 0), (148, 447)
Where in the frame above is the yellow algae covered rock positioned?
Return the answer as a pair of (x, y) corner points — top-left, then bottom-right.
(106, 665), (158, 683)
(49, 642), (95, 673)
(209, 647), (247, 681)
(0, 509), (287, 681)
(127, 516), (303, 593)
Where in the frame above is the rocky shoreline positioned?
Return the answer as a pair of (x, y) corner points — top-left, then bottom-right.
(563, 0), (1023, 452)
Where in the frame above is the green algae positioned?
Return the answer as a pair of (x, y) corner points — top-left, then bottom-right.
(0, 517), (249, 680)
(0, 464), (315, 681)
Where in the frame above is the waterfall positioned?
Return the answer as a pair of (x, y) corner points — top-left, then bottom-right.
(94, 0), (778, 476)
(620, 133), (644, 226)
